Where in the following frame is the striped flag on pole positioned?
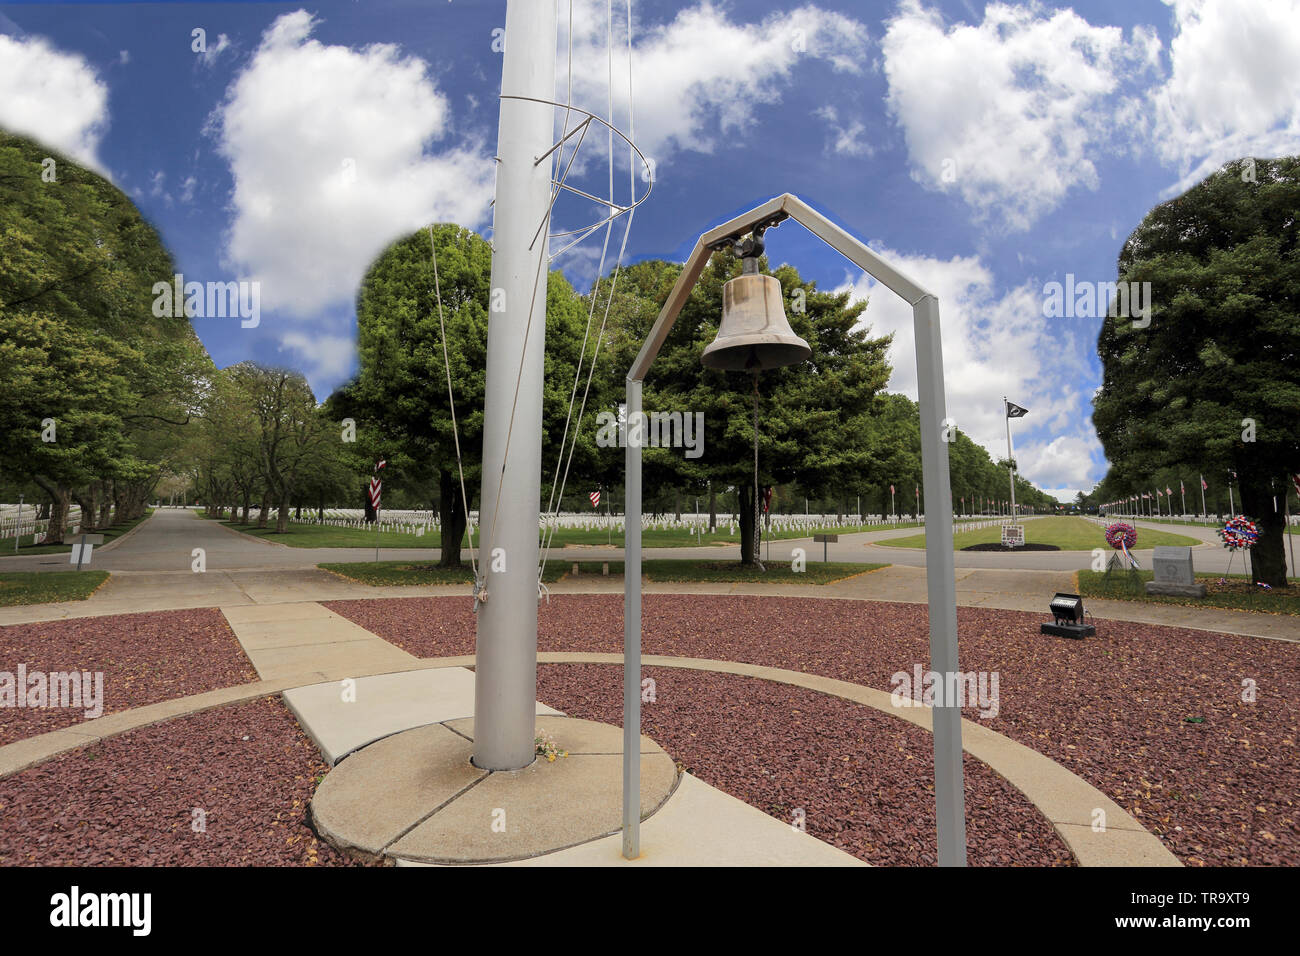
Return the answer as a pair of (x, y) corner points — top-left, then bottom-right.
(589, 490), (601, 508)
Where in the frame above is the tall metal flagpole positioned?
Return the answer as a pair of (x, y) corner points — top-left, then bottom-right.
(472, 0), (557, 771)
(1004, 398), (1017, 520)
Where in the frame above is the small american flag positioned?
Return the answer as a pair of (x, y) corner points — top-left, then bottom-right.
(589, 490), (601, 508)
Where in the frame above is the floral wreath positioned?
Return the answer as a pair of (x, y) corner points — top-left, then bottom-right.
(1217, 516), (1259, 551)
(1105, 522), (1137, 550)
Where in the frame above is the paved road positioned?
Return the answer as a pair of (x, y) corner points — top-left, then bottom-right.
(0, 508), (1247, 574)
(0, 511), (1292, 641)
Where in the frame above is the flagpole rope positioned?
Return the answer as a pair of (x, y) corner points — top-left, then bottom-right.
(538, 0), (636, 586)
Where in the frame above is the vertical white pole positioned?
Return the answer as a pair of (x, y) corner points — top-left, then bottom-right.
(913, 295), (966, 867)
(472, 0), (557, 771)
(1004, 399), (1016, 521)
(14, 494), (21, 553)
(623, 379), (643, 859)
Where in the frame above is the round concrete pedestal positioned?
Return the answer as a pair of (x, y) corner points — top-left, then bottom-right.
(310, 715), (679, 864)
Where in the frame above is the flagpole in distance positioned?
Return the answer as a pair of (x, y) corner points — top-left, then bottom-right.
(1004, 397), (1017, 522)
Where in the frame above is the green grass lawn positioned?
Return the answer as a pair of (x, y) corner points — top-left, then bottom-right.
(222, 517), (924, 549)
(320, 558), (888, 587)
(0, 571), (110, 607)
(0, 508), (155, 556)
(1077, 569), (1300, 615)
(1129, 516), (1297, 536)
(882, 515), (1201, 551)
(222, 519), (440, 549)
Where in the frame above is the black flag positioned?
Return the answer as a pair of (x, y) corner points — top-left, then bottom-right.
(1006, 401), (1028, 418)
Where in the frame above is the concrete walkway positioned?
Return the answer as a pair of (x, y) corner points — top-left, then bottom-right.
(0, 591), (1179, 866)
(4, 558), (1294, 642)
(0, 507), (1248, 574)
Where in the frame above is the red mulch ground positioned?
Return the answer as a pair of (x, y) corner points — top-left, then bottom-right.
(537, 663), (1072, 866)
(0, 696), (365, 866)
(0, 609), (257, 746)
(327, 594), (1300, 866)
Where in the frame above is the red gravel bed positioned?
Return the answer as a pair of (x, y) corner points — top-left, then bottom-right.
(0, 696), (365, 866)
(0, 609), (257, 746)
(327, 594), (1300, 866)
(537, 663), (1072, 866)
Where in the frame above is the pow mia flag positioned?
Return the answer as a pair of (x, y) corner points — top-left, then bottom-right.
(1005, 401), (1029, 418)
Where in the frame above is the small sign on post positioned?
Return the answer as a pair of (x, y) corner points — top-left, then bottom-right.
(813, 533), (838, 562)
(1000, 525), (1024, 548)
(70, 533), (105, 569)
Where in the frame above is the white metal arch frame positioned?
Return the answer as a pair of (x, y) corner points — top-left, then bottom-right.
(621, 193), (967, 866)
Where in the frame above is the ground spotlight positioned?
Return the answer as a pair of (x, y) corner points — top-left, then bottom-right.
(1041, 592), (1095, 639)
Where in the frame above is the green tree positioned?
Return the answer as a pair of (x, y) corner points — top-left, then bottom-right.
(601, 250), (892, 564)
(343, 223), (598, 567)
(1093, 156), (1300, 586)
(0, 130), (206, 540)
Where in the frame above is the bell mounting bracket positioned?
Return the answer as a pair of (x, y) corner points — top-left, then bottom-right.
(705, 211), (790, 259)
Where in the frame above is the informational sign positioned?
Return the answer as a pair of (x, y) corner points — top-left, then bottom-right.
(1000, 524), (1024, 548)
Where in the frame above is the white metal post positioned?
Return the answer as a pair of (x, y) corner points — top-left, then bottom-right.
(914, 295), (966, 866)
(623, 379), (643, 858)
(1004, 398), (1017, 520)
(472, 0), (557, 771)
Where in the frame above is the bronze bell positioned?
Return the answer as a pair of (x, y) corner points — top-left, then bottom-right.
(702, 259), (811, 371)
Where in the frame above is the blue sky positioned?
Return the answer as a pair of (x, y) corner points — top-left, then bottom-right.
(2, 0), (1298, 499)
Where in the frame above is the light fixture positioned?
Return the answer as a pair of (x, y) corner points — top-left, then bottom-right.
(1041, 592), (1095, 638)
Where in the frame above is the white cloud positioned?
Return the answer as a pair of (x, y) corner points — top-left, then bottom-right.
(560, 1), (870, 170)
(881, 0), (1156, 230)
(209, 9), (495, 317)
(1151, 0), (1300, 192)
(836, 248), (1102, 491)
(278, 329), (356, 391)
(118, 50), (131, 65)
(0, 33), (109, 168)
(814, 105), (871, 157)
(200, 33), (232, 68)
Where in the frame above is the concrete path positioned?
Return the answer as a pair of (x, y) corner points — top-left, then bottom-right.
(5, 559), (1293, 641)
(221, 602), (418, 682)
(284, 669), (563, 765)
(0, 507), (1245, 573)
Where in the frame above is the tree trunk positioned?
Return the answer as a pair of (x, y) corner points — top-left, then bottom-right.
(295, 503), (302, 520)
(74, 486), (98, 531)
(257, 495), (270, 528)
(98, 483), (113, 528)
(276, 496), (290, 533)
(708, 483), (717, 532)
(35, 480), (71, 545)
(1241, 474), (1287, 588)
(241, 492), (251, 524)
(438, 468), (466, 568)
